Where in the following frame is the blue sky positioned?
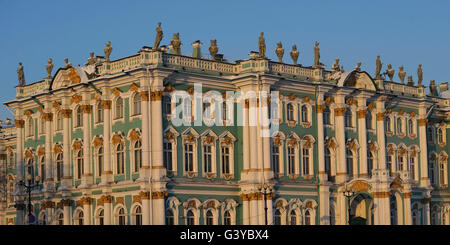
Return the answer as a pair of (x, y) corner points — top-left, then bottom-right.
(1, 0), (449, 119)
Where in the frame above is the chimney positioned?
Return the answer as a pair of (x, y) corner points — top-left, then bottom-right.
(192, 40), (202, 58)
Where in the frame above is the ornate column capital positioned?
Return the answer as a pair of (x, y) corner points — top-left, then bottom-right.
(139, 91), (150, 101)
(357, 110), (368, 119)
(151, 91), (164, 101)
(316, 104), (326, 113)
(418, 118), (428, 126)
(334, 107), (347, 117)
(376, 112), (386, 121)
(139, 191), (151, 200)
(81, 105), (92, 114)
(15, 119), (25, 128)
(101, 100), (112, 109)
(43, 112), (54, 122)
(61, 109), (72, 118)
(152, 191), (168, 199)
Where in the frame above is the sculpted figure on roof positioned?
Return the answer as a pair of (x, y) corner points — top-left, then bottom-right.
(290, 45), (299, 65)
(171, 33), (181, 55)
(275, 42), (284, 63)
(46, 58), (54, 78)
(398, 66), (406, 84)
(209, 40), (218, 60)
(258, 32), (266, 58)
(17, 62), (25, 86)
(313, 41), (321, 67)
(375, 55), (382, 79)
(332, 58), (340, 71)
(104, 41), (112, 62)
(417, 64), (423, 86)
(154, 22), (163, 50)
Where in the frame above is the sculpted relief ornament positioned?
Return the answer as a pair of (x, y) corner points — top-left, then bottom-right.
(275, 42), (284, 63)
(17, 62), (25, 86)
(290, 45), (299, 65)
(154, 22), (163, 50)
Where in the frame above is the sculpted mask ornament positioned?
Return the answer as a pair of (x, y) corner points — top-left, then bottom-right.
(46, 58), (54, 78)
(398, 66), (406, 84)
(258, 32), (266, 58)
(417, 64), (423, 86)
(290, 45), (299, 65)
(386, 64), (395, 82)
(104, 41), (112, 62)
(154, 22), (163, 50)
(275, 42), (284, 63)
(17, 62), (25, 86)
(171, 33), (182, 55)
(209, 40), (218, 60)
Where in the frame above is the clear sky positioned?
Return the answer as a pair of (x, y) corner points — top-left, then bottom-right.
(1, 0), (449, 119)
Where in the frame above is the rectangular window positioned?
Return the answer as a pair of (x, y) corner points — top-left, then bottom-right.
(203, 145), (212, 173)
(164, 142), (173, 171)
(288, 146), (295, 175)
(185, 143), (194, 172)
(222, 146), (230, 174)
(302, 148), (310, 176)
(272, 146), (280, 175)
(410, 157), (415, 180)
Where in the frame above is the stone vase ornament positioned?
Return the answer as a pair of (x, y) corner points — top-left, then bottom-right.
(290, 45), (299, 65)
(46, 58), (54, 78)
(398, 66), (406, 84)
(332, 58), (340, 71)
(386, 64), (395, 82)
(209, 40), (218, 60)
(275, 42), (284, 63)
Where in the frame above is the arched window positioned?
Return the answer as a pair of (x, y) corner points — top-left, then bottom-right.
(272, 144), (280, 175)
(116, 143), (125, 175)
(57, 212), (64, 225)
(56, 112), (63, 130)
(366, 112), (373, 130)
(118, 207), (126, 225)
(27, 118), (34, 137)
(325, 148), (331, 180)
(184, 142), (194, 172)
(221, 145), (231, 175)
(287, 145), (295, 175)
(203, 145), (213, 174)
(224, 210), (232, 225)
(96, 102), (104, 123)
(186, 210), (195, 225)
(345, 110), (352, 127)
(76, 211), (84, 225)
(323, 107), (331, 125)
(206, 210), (214, 225)
(287, 103), (294, 121)
(346, 149), (353, 176)
(40, 156), (45, 182)
(289, 210), (297, 225)
(408, 119), (414, 135)
(164, 141), (173, 171)
(76, 106), (83, 127)
(166, 209), (174, 225)
(301, 105), (308, 123)
(305, 210), (311, 225)
(274, 209), (282, 225)
(76, 150), (84, 180)
(56, 153), (63, 181)
(133, 93), (142, 115)
(133, 206), (142, 225)
(397, 118), (403, 134)
(438, 128), (444, 144)
(302, 147), (310, 176)
(40, 212), (47, 225)
(134, 141), (142, 172)
(97, 147), (103, 177)
(386, 117), (392, 132)
(116, 97), (124, 119)
(97, 209), (104, 225)
(367, 151), (374, 176)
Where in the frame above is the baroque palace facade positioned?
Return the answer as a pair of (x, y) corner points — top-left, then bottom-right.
(1, 31), (450, 225)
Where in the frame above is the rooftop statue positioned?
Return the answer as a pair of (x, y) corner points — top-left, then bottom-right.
(417, 64), (423, 86)
(385, 64), (395, 82)
(290, 45), (299, 65)
(86, 52), (97, 66)
(258, 32), (266, 58)
(154, 22), (163, 50)
(429, 80), (438, 96)
(313, 41), (321, 67)
(171, 33), (182, 55)
(64, 58), (72, 68)
(104, 41), (112, 62)
(355, 61), (362, 71)
(375, 55), (382, 79)
(209, 40), (218, 60)
(340, 65), (344, 73)
(275, 42), (284, 63)
(398, 66), (406, 84)
(17, 62), (25, 86)
(46, 58), (54, 78)
(332, 58), (340, 71)
(407, 76), (414, 86)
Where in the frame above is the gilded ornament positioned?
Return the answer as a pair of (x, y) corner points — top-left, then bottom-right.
(275, 42), (284, 63)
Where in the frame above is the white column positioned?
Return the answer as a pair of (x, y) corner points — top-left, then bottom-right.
(82, 198), (91, 225)
(104, 196), (112, 225)
(242, 101), (250, 179)
(258, 195), (264, 225)
(418, 113), (430, 187)
(337, 193), (347, 225)
(14, 118), (25, 225)
(102, 100), (112, 184)
(422, 198), (431, 225)
(139, 90), (150, 179)
(81, 103), (92, 187)
(317, 103), (326, 181)
(249, 194), (258, 225)
(334, 94), (347, 184)
(141, 192), (150, 225)
(319, 185), (330, 225)
(376, 100), (387, 170)
(63, 200), (71, 225)
(266, 196), (273, 225)
(62, 109), (72, 188)
(249, 99), (258, 175)
(261, 97), (272, 180)
(357, 98), (368, 177)
(152, 192), (166, 225)
(403, 193), (412, 225)
(373, 192), (390, 225)
(44, 112), (53, 184)
(241, 194), (249, 225)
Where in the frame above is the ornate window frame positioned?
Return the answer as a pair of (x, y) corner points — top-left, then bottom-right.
(164, 126), (179, 176)
(26, 116), (34, 138)
(285, 133), (300, 178)
(221, 199), (238, 225)
(438, 152), (448, 188)
(94, 101), (104, 125)
(113, 96), (125, 123)
(166, 197), (181, 225)
(300, 135), (315, 178)
(219, 131), (236, 179)
(130, 92), (142, 117)
(182, 128), (199, 178)
(201, 130), (217, 179)
(271, 132), (285, 177)
(408, 146), (419, 182)
(113, 204), (128, 225)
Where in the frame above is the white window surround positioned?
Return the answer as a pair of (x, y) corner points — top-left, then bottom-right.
(221, 199), (238, 225)
(112, 96), (126, 123)
(182, 128), (200, 177)
(301, 136), (315, 177)
(200, 130), (217, 178)
(130, 92), (142, 118)
(113, 204), (128, 225)
(285, 135), (300, 178)
(284, 101), (298, 126)
(166, 197), (181, 225)
(219, 131), (236, 179)
(113, 142), (126, 176)
(164, 126), (180, 176)
(94, 102), (104, 125)
(130, 138), (142, 174)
